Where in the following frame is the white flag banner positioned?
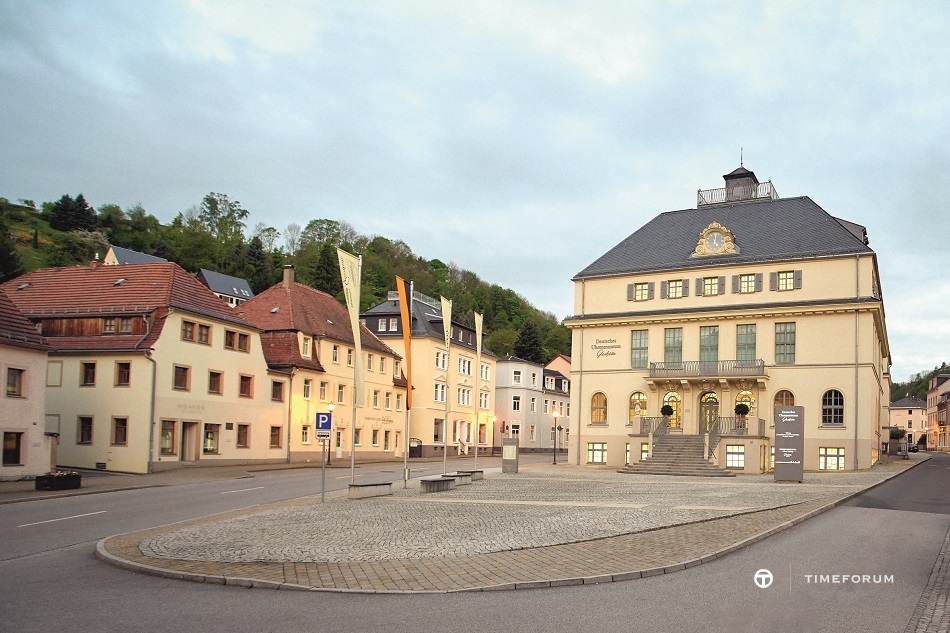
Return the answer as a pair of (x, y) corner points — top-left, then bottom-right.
(440, 296), (452, 349)
(337, 248), (364, 406)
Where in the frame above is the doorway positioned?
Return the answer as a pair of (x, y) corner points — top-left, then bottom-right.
(699, 392), (719, 433)
(181, 422), (199, 462)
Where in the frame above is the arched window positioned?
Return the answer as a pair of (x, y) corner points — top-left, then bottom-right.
(591, 392), (607, 424)
(822, 390), (844, 425)
(773, 390), (795, 407)
(628, 391), (647, 424)
(736, 390), (755, 412)
(663, 391), (681, 428)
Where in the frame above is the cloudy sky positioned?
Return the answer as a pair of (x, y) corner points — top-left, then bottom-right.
(1, 1), (947, 382)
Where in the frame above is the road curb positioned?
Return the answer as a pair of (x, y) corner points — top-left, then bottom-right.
(94, 457), (928, 594)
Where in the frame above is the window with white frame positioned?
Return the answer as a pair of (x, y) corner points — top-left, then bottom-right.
(367, 353), (374, 372)
(726, 445), (745, 468)
(513, 370), (522, 385)
(302, 336), (311, 357)
(457, 387), (471, 406)
(587, 442), (607, 464)
(389, 318), (398, 331)
(479, 392), (489, 409)
(346, 348), (353, 366)
(819, 447), (845, 470)
(458, 358), (472, 375)
(480, 363), (490, 380)
(435, 350), (447, 370)
(512, 395), (521, 411)
(337, 384), (345, 404)
(434, 383), (447, 403)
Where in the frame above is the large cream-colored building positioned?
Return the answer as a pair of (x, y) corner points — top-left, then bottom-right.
(888, 396), (927, 448)
(239, 266), (407, 462)
(565, 167), (891, 472)
(2, 262), (286, 473)
(363, 291), (497, 458)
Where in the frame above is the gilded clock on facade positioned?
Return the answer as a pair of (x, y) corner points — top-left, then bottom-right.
(693, 222), (738, 256)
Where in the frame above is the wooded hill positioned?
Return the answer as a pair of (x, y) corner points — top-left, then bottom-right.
(0, 194), (570, 363)
(890, 363), (950, 403)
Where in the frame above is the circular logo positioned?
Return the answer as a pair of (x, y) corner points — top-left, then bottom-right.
(754, 569), (773, 589)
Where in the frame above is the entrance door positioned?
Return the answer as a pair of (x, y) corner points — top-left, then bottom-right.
(699, 392), (719, 433)
(181, 422), (199, 462)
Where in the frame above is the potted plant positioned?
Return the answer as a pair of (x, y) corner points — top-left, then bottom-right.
(35, 470), (82, 491)
(660, 404), (674, 429)
(734, 403), (750, 427)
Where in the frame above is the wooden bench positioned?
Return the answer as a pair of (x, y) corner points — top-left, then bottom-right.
(455, 469), (483, 481)
(420, 476), (456, 493)
(441, 472), (473, 486)
(347, 482), (393, 499)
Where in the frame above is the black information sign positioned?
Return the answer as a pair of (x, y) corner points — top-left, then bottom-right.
(774, 406), (804, 483)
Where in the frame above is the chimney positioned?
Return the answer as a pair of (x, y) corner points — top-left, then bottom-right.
(282, 264), (295, 287)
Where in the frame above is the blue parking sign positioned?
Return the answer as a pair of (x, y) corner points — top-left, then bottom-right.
(315, 413), (332, 438)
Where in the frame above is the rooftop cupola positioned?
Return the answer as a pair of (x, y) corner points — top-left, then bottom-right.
(698, 165), (779, 206)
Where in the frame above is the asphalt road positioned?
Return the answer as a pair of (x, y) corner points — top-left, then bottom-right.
(2, 454), (948, 633)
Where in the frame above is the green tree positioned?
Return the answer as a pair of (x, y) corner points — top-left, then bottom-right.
(0, 216), (25, 282)
(50, 194), (96, 232)
(311, 242), (342, 296)
(485, 328), (518, 357)
(513, 319), (544, 363)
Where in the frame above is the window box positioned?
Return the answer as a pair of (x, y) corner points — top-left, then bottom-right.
(35, 471), (81, 490)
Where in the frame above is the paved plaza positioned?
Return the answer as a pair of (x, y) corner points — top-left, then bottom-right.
(97, 458), (926, 593)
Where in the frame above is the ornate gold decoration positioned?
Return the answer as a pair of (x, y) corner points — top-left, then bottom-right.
(693, 222), (738, 257)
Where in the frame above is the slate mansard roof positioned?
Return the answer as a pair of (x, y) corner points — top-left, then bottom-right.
(197, 268), (254, 300)
(107, 245), (168, 265)
(363, 292), (491, 355)
(574, 195), (874, 280)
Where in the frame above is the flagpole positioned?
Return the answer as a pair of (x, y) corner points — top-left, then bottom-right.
(402, 281), (413, 489)
(441, 297), (452, 475)
(473, 311), (483, 474)
(350, 255), (361, 485)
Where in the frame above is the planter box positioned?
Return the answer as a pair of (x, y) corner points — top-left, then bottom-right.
(35, 474), (81, 491)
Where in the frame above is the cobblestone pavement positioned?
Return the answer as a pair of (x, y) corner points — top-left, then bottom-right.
(904, 520), (950, 633)
(98, 458), (923, 594)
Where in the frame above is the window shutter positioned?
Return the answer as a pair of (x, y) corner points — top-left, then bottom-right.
(718, 276), (726, 295)
(769, 272), (778, 291)
(755, 273), (763, 292)
(627, 283), (634, 301)
(731, 275), (739, 294)
(660, 281), (668, 299)
(681, 279), (689, 297)
(696, 278), (704, 296)
(647, 282), (655, 300)
(794, 270), (803, 289)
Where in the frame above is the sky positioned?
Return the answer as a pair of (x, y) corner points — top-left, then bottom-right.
(1, 0), (948, 383)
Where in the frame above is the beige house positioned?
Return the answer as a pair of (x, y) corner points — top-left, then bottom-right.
(363, 291), (497, 458)
(494, 356), (571, 454)
(1, 290), (51, 479)
(888, 396), (927, 448)
(2, 262), (286, 474)
(239, 266), (407, 462)
(566, 167), (891, 472)
(927, 375), (950, 450)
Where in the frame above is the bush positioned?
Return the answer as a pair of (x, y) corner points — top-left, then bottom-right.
(660, 405), (674, 417)
(735, 403), (750, 416)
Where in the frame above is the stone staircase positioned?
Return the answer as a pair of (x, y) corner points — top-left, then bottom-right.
(619, 435), (736, 477)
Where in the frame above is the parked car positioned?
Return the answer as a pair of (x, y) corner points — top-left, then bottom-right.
(908, 444), (919, 453)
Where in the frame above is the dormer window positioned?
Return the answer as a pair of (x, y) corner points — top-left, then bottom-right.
(302, 336), (311, 357)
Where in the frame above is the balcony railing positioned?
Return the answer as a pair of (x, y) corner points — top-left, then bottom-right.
(649, 359), (767, 379)
(697, 181), (779, 206)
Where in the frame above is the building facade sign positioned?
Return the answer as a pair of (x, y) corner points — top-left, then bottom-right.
(774, 406), (804, 482)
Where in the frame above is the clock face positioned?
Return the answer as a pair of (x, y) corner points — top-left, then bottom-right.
(705, 231), (724, 251)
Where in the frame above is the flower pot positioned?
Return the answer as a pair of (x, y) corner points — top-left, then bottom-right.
(35, 473), (81, 491)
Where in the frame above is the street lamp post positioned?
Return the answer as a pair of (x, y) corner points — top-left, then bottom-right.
(552, 409), (560, 464)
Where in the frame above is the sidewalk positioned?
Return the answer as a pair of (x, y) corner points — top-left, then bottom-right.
(94, 454), (926, 594)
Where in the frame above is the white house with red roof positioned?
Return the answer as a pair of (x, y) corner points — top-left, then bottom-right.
(239, 266), (407, 462)
(2, 261), (288, 473)
(0, 289), (51, 479)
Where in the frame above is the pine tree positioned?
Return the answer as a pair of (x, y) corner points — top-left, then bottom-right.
(0, 217), (25, 282)
(513, 319), (544, 364)
(311, 242), (342, 296)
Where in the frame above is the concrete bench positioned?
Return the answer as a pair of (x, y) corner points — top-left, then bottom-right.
(455, 470), (483, 481)
(420, 476), (456, 493)
(347, 482), (393, 499)
(441, 472), (472, 486)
